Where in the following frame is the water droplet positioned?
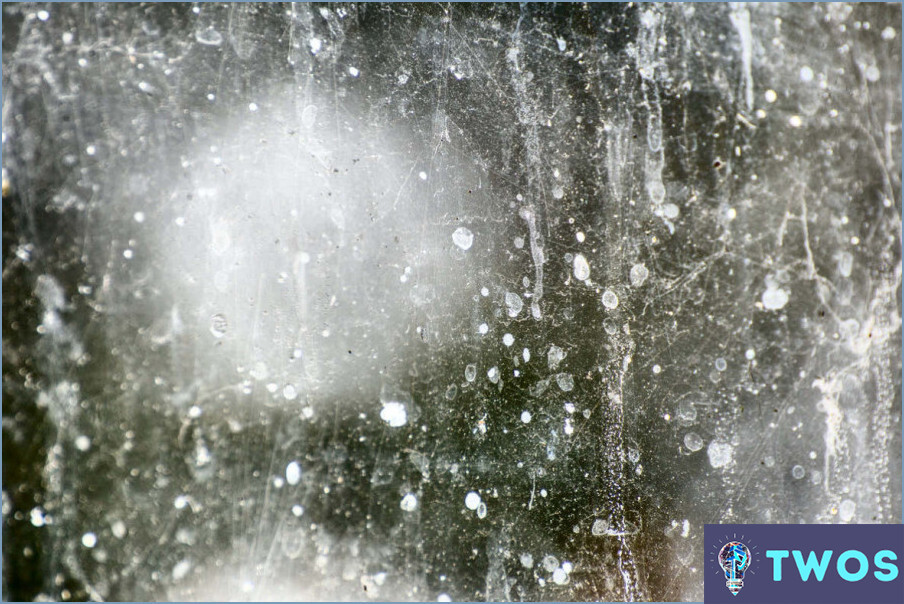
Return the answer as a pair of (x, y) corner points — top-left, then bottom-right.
(791, 464), (806, 479)
(464, 364), (477, 382)
(601, 290), (619, 309)
(520, 410), (532, 424)
(81, 532), (97, 548)
(487, 366), (500, 384)
(502, 333), (514, 347)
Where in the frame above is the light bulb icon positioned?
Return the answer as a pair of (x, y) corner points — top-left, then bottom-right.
(718, 541), (751, 596)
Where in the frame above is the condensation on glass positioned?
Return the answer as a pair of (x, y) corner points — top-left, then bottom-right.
(2, 3), (901, 602)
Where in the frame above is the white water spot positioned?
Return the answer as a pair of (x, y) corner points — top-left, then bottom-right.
(547, 345), (566, 370)
(464, 364), (477, 382)
(209, 313), (228, 338)
(764, 89), (778, 103)
(745, 348), (756, 360)
(762, 286), (790, 310)
(556, 373), (574, 392)
(502, 333), (514, 347)
(629, 263), (649, 287)
(601, 290), (619, 309)
(195, 27), (223, 46)
(514, 236), (524, 249)
(707, 441), (734, 468)
(75, 435), (91, 451)
(348, 66), (360, 77)
(520, 553), (534, 568)
(838, 499), (856, 522)
(81, 532), (97, 548)
(684, 432), (704, 452)
(729, 4), (754, 111)
(575, 231), (585, 242)
(309, 37), (322, 54)
(552, 567), (568, 585)
(714, 357), (727, 372)
(662, 203), (680, 219)
(380, 401), (408, 427)
(522, 348), (531, 363)
(37, 9), (50, 21)
(111, 520), (126, 539)
(487, 366), (500, 384)
(133, 211), (145, 223)
(541, 555), (559, 572)
(520, 410), (532, 424)
(791, 464), (806, 479)
(573, 254), (590, 281)
(400, 493), (418, 512)
(437, 594), (452, 602)
(882, 26), (896, 40)
(837, 251), (853, 277)
(464, 491), (481, 510)
(799, 65), (814, 82)
(505, 292), (524, 317)
(172, 559), (192, 581)
(865, 65), (880, 82)
(476, 502), (487, 519)
(30, 508), (45, 527)
(452, 226), (474, 250)
(681, 519), (690, 538)
(478, 323), (489, 335)
(788, 115), (803, 128)
(591, 518), (609, 536)
(291, 504), (304, 517)
(556, 37), (567, 51)
(285, 461), (302, 485)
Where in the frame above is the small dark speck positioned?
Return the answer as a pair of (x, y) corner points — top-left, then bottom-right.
(713, 160), (723, 169)
(348, 350), (352, 355)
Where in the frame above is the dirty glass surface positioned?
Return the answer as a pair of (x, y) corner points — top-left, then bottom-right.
(2, 2), (901, 602)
